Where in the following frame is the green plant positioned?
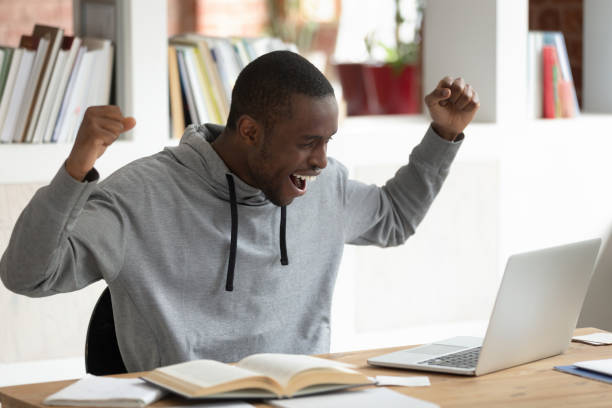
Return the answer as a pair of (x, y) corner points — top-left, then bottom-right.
(366, 0), (424, 71)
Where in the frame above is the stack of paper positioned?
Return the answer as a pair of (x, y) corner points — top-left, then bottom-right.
(572, 332), (612, 345)
(44, 374), (166, 407)
(555, 358), (612, 385)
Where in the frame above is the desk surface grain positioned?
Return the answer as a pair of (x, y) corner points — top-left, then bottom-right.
(1, 328), (611, 408)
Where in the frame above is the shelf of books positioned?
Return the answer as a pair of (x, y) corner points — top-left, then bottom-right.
(0, 0), (168, 184)
(0, 24), (116, 184)
(0, 26), (113, 146)
(167, 34), (297, 139)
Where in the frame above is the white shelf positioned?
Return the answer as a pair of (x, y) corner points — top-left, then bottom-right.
(0, 140), (168, 184)
(334, 114), (501, 167)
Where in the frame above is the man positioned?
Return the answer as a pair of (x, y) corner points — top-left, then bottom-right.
(0, 51), (479, 372)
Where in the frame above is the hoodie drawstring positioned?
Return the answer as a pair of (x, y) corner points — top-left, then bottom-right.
(224, 174), (290, 292)
(280, 206), (289, 265)
(225, 174), (238, 291)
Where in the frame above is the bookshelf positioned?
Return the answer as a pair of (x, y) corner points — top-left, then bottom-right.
(0, 0), (169, 184)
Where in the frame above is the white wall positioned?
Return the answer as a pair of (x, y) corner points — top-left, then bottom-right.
(0, 184), (105, 366)
(329, 115), (612, 352)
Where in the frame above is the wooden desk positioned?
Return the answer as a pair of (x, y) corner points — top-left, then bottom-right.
(1, 328), (611, 408)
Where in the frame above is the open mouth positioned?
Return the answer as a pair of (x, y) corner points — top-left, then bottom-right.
(289, 173), (317, 192)
(289, 174), (306, 191)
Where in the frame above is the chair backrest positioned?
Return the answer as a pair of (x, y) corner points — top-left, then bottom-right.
(85, 287), (127, 375)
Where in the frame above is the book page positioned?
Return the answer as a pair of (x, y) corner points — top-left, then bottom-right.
(158, 359), (262, 388)
(237, 354), (354, 387)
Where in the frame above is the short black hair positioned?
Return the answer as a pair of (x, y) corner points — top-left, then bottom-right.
(226, 50), (334, 131)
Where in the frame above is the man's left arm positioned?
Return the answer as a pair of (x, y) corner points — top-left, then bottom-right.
(343, 76), (480, 246)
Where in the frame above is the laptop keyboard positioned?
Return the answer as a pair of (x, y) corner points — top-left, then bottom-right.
(420, 347), (482, 369)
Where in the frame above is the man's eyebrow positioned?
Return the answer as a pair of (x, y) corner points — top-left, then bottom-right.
(300, 132), (336, 141)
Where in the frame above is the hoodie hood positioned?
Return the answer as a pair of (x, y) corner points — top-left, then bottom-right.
(164, 123), (289, 291)
(166, 123), (270, 206)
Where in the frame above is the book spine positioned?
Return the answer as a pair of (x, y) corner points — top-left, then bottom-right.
(542, 45), (555, 119)
(552, 32), (579, 116)
(193, 48), (222, 124)
(176, 48), (198, 126)
(23, 27), (65, 143)
(0, 49), (23, 142)
(31, 49), (67, 143)
(0, 48), (14, 103)
(44, 36), (82, 143)
(553, 53), (561, 118)
(0, 49), (35, 143)
(168, 46), (185, 139)
(559, 80), (574, 118)
(51, 45), (86, 143)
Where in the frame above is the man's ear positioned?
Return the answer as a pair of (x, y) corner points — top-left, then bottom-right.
(236, 115), (263, 147)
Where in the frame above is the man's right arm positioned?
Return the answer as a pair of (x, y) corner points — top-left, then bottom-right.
(0, 106), (136, 297)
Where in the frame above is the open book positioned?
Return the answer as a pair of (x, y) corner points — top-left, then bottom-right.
(141, 353), (373, 399)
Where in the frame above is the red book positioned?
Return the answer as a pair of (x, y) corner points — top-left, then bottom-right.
(542, 45), (556, 119)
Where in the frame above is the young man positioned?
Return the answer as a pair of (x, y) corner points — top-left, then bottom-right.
(1, 51), (479, 372)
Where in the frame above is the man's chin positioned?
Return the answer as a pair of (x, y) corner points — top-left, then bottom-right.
(270, 196), (294, 207)
(264, 191), (295, 207)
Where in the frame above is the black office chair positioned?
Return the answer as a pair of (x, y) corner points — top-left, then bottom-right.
(85, 286), (128, 375)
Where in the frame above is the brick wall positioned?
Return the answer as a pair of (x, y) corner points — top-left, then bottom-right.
(167, 0), (196, 36)
(0, 0), (268, 46)
(167, 0), (268, 37)
(0, 0), (73, 47)
(529, 0), (583, 106)
(195, 0), (268, 36)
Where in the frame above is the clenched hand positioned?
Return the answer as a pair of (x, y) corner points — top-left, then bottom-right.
(65, 106), (136, 181)
(424, 76), (480, 141)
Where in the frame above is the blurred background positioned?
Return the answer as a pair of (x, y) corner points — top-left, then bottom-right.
(0, 0), (584, 117)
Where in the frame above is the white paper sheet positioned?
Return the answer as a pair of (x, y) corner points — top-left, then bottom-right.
(374, 375), (431, 387)
(268, 387), (439, 408)
(574, 359), (612, 376)
(572, 332), (612, 345)
(44, 374), (166, 407)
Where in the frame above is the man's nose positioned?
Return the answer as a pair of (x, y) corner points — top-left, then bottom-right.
(309, 141), (328, 170)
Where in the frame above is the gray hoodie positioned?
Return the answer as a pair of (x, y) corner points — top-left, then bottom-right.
(1, 124), (461, 371)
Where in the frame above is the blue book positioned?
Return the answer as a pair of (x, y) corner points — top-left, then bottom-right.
(554, 365), (612, 385)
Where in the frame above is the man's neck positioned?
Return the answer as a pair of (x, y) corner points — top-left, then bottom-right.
(210, 130), (256, 187)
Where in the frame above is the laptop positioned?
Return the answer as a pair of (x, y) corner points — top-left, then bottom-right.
(367, 238), (601, 376)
